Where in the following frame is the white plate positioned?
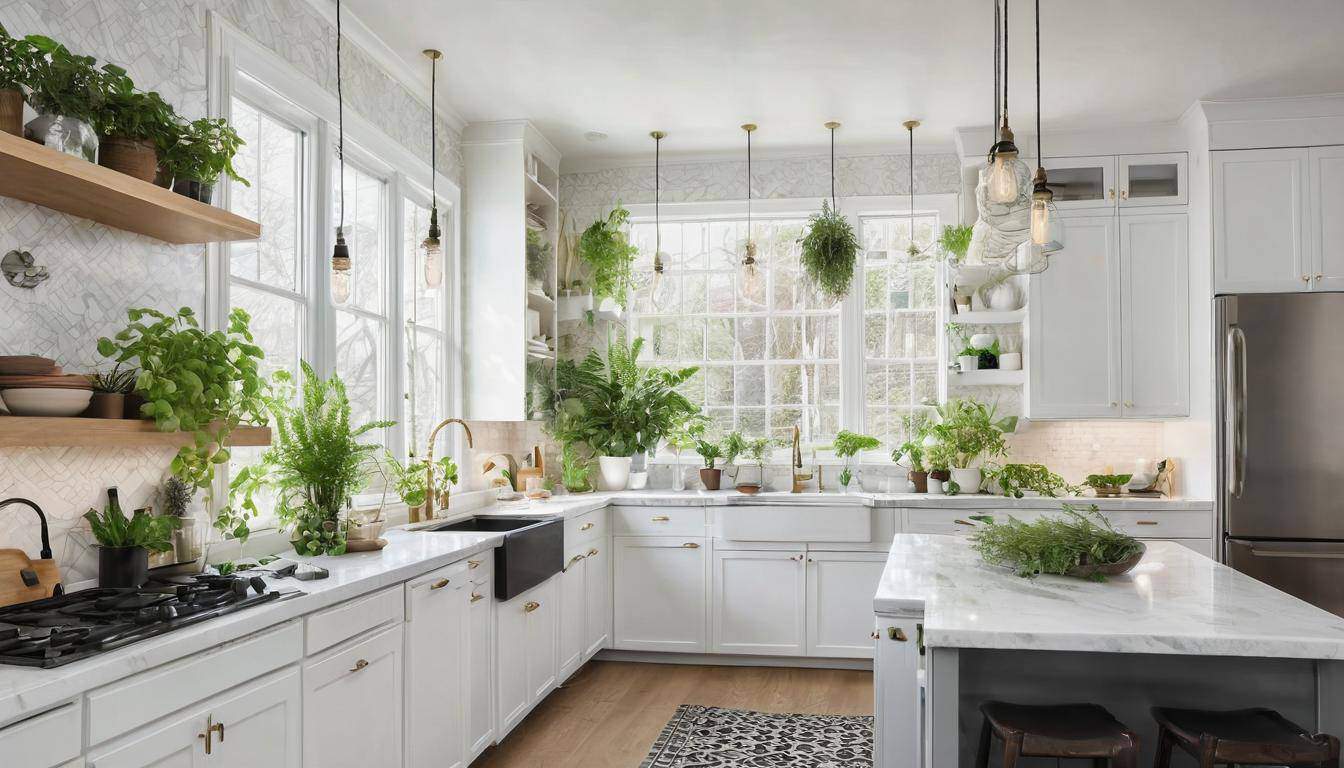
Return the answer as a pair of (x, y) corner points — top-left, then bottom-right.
(0, 388), (93, 416)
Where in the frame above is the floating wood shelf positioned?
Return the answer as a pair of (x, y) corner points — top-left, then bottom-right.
(0, 132), (261, 245)
(952, 369), (1025, 386)
(0, 417), (271, 448)
(951, 309), (1026, 325)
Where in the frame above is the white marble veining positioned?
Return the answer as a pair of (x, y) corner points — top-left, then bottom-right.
(874, 534), (1344, 660)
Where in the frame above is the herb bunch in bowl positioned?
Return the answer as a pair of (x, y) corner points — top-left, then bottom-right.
(967, 504), (1145, 582)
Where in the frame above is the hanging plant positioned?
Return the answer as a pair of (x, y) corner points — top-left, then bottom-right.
(799, 198), (859, 300)
(576, 205), (638, 307)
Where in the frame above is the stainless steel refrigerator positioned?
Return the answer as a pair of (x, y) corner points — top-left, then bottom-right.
(1218, 293), (1344, 617)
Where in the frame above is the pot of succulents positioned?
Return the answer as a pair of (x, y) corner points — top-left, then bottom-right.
(160, 117), (248, 203)
(799, 198), (859, 301)
(939, 224), (974, 266)
(95, 65), (177, 182)
(735, 437), (772, 494)
(0, 24), (36, 136)
(576, 206), (638, 310)
(832, 429), (880, 492)
(84, 487), (180, 588)
(560, 442), (594, 494)
(968, 504), (1146, 581)
(22, 34), (105, 161)
(931, 397), (1016, 496)
(983, 463), (1079, 499)
(222, 362), (392, 552)
(695, 439), (724, 491)
(85, 364), (136, 419)
(1084, 473), (1133, 498)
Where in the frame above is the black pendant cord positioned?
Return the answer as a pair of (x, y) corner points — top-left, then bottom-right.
(430, 58), (437, 213)
(654, 135), (661, 257)
(1002, 0), (1009, 123)
(336, 0), (345, 236)
(1035, 0), (1042, 167)
(908, 126), (915, 219)
(992, 0), (1001, 159)
(829, 125), (836, 209)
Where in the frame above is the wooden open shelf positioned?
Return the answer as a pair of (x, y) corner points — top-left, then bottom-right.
(0, 417), (271, 448)
(0, 132), (261, 245)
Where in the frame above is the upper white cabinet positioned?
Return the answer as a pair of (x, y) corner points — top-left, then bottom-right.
(1310, 146), (1344, 292)
(1212, 148), (1311, 293)
(1120, 214), (1190, 417)
(303, 624), (404, 768)
(1119, 153), (1187, 207)
(711, 549), (807, 656)
(613, 535), (708, 653)
(1042, 153), (1186, 210)
(1042, 155), (1115, 209)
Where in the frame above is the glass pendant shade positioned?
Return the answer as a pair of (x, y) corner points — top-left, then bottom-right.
(649, 253), (668, 311)
(988, 150), (1020, 203)
(1030, 196), (1051, 244)
(331, 229), (351, 304)
(739, 241), (761, 299)
(422, 206), (443, 288)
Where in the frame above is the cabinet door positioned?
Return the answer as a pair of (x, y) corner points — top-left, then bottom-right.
(558, 551), (587, 682)
(465, 578), (494, 761)
(1119, 152), (1187, 206)
(614, 536), (708, 653)
(1310, 145), (1344, 292)
(1212, 148), (1310, 293)
(583, 542), (610, 658)
(873, 615), (924, 768)
(712, 549), (805, 656)
(406, 572), (466, 768)
(1121, 213), (1190, 417)
(303, 624), (403, 768)
(494, 586), (530, 735)
(1042, 155), (1116, 210)
(1027, 214), (1122, 418)
(806, 551), (890, 659)
(524, 576), (558, 703)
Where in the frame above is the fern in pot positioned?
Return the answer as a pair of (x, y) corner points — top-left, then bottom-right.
(576, 206), (638, 310)
(799, 199), (859, 301)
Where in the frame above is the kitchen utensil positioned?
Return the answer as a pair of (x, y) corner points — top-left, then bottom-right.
(0, 387), (94, 416)
(0, 497), (61, 607)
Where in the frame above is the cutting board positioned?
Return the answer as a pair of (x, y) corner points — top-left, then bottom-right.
(0, 548), (61, 607)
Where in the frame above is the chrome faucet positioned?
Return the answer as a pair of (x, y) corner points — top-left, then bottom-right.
(422, 418), (474, 521)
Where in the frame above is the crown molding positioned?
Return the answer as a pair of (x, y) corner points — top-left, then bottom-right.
(560, 140), (960, 176)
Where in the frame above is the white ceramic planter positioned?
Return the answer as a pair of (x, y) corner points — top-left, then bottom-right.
(998, 351), (1022, 371)
(951, 467), (983, 494)
(957, 355), (979, 373)
(597, 456), (633, 491)
(928, 478), (945, 495)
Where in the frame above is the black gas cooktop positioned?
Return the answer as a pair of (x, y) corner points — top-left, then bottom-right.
(0, 574), (298, 668)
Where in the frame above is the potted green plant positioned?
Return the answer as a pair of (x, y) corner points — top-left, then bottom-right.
(0, 24), (36, 136)
(98, 307), (268, 493)
(1084, 473), (1133, 498)
(576, 206), (638, 309)
(22, 34), (104, 161)
(96, 65), (178, 182)
(85, 364), (136, 419)
(695, 439), (724, 490)
(736, 437), (772, 494)
(967, 504), (1145, 581)
(160, 117), (248, 203)
(223, 362), (393, 551)
(664, 416), (705, 491)
(926, 441), (954, 494)
(84, 487), (179, 588)
(833, 430), (880, 492)
(948, 322), (978, 373)
(384, 452), (459, 520)
(930, 397), (1016, 495)
(939, 224), (974, 264)
(893, 412), (933, 493)
(526, 226), (550, 293)
(984, 463), (1078, 498)
(721, 431), (748, 485)
(560, 443), (593, 494)
(159, 475), (201, 565)
(799, 199), (859, 300)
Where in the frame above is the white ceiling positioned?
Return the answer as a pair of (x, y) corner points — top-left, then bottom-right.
(347, 0), (1344, 170)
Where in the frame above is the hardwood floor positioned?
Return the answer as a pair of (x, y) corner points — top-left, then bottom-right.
(473, 660), (874, 768)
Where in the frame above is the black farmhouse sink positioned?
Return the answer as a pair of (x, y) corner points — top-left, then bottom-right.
(425, 516), (562, 600)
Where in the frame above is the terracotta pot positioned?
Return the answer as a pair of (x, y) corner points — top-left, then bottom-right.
(86, 392), (125, 419)
(699, 467), (722, 491)
(908, 470), (929, 493)
(736, 483), (761, 495)
(0, 90), (22, 137)
(99, 136), (158, 182)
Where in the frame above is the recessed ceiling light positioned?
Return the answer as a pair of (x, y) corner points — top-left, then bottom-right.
(584, 131), (608, 142)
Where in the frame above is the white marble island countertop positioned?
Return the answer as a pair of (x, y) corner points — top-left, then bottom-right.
(874, 533), (1344, 659)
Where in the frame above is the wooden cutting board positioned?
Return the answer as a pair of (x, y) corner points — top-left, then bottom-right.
(0, 549), (61, 607)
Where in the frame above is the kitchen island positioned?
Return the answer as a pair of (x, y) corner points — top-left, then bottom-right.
(873, 534), (1344, 767)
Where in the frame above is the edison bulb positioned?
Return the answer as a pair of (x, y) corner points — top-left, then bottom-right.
(422, 237), (443, 288)
(1030, 197), (1052, 245)
(740, 258), (761, 299)
(331, 269), (351, 304)
(649, 261), (666, 311)
(987, 155), (1019, 203)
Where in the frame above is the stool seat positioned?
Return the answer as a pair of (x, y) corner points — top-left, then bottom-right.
(977, 701), (1139, 767)
(1152, 707), (1339, 766)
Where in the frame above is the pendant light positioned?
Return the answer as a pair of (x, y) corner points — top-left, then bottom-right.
(649, 130), (667, 310)
(330, 0), (351, 305)
(985, 0), (1028, 205)
(1028, 0), (1058, 248)
(421, 49), (444, 289)
(903, 119), (923, 258)
(739, 123), (761, 299)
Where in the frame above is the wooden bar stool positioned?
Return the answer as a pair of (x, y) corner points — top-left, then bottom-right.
(975, 701), (1140, 768)
(1151, 707), (1340, 767)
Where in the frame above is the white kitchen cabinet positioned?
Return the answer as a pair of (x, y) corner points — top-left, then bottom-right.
(465, 574), (495, 761)
(1028, 214), (1123, 418)
(1041, 155), (1116, 210)
(1213, 148), (1310, 293)
(1120, 213), (1189, 417)
(873, 615), (924, 768)
(0, 702), (82, 768)
(613, 536), (708, 653)
(1310, 145), (1344, 292)
(405, 564), (468, 768)
(303, 624), (403, 768)
(584, 541), (611, 658)
(558, 547), (588, 681)
(1119, 152), (1187, 207)
(806, 551), (890, 659)
(712, 549), (806, 656)
(496, 575), (558, 737)
(89, 668), (300, 768)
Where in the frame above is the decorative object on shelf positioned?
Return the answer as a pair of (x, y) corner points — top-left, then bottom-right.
(560, 442), (593, 494)
(949, 322), (983, 373)
(160, 118), (247, 203)
(0, 372), (93, 416)
(22, 34), (103, 162)
(967, 504), (1145, 581)
(998, 333), (1023, 371)
(85, 487), (179, 588)
(977, 272), (1024, 311)
(577, 206), (637, 308)
(85, 364), (136, 418)
(940, 224), (975, 265)
(930, 397), (1017, 495)
(649, 130), (670, 310)
(1127, 458), (1177, 498)
(695, 439), (724, 491)
(893, 412), (933, 493)
(799, 121), (859, 300)
(160, 476), (203, 566)
(330, 0), (352, 305)
(832, 429), (880, 492)
(969, 0), (1031, 265)
(96, 66), (175, 182)
(1, 248), (49, 289)
(983, 463), (1078, 498)
(420, 49), (444, 289)
(0, 25), (36, 137)
(739, 123), (761, 300)
(526, 227), (550, 293)
(1083, 472), (1133, 498)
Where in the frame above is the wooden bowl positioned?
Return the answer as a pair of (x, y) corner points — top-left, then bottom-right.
(1066, 542), (1146, 580)
(736, 484), (761, 495)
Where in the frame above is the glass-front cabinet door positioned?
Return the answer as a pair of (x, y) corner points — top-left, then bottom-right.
(1041, 155), (1116, 210)
(1119, 152), (1187, 207)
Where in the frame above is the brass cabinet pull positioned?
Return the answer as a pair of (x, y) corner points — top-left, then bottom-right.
(1124, 401), (1134, 408)
(349, 658), (369, 673)
(917, 623), (925, 656)
(214, 721), (225, 744)
(681, 542), (700, 549)
(888, 627), (908, 642)
(564, 554), (586, 571)
(198, 715), (224, 755)
(1304, 275), (1312, 283)
(1317, 274), (1325, 281)
(1135, 520), (1159, 526)
(524, 601), (541, 613)
(1108, 187), (1116, 200)
(580, 522), (594, 531)
(430, 578), (451, 590)
(651, 515), (671, 522)
(470, 592), (485, 603)
(587, 548), (599, 557)
(468, 559), (481, 569)
(953, 519), (975, 527)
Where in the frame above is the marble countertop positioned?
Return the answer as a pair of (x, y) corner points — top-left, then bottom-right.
(874, 534), (1344, 659)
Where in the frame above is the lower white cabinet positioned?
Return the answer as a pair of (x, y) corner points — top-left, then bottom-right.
(465, 573), (495, 761)
(0, 701), (81, 768)
(89, 667), (301, 768)
(873, 614), (924, 768)
(559, 548), (588, 681)
(302, 624), (404, 768)
(584, 541), (611, 658)
(712, 549), (806, 656)
(806, 551), (890, 658)
(496, 575), (558, 737)
(405, 565), (468, 768)
(614, 536), (708, 653)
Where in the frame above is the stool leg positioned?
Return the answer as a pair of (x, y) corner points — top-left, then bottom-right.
(1197, 733), (1218, 768)
(1325, 732), (1340, 768)
(975, 718), (992, 768)
(1153, 725), (1174, 768)
(1113, 733), (1140, 768)
(1001, 731), (1023, 768)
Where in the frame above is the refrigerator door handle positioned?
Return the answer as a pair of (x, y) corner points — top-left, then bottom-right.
(1244, 543), (1344, 560)
(1225, 326), (1247, 499)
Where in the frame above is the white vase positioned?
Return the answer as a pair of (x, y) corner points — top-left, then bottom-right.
(597, 456), (632, 491)
(958, 355), (979, 373)
(627, 471), (648, 490)
(928, 478), (945, 495)
(951, 467), (983, 494)
(999, 351), (1022, 371)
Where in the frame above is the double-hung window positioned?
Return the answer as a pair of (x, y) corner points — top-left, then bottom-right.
(402, 195), (449, 457)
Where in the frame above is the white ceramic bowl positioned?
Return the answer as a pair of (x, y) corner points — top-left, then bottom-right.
(0, 387), (93, 416)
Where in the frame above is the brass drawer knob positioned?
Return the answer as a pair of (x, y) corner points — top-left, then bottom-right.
(470, 592), (485, 603)
(888, 627), (908, 642)
(430, 578), (450, 590)
(468, 559), (481, 569)
(524, 601), (541, 613)
(564, 554), (586, 571)
(651, 515), (671, 522)
(580, 522), (594, 531)
(587, 548), (599, 557)
(349, 658), (369, 673)
(681, 542), (700, 549)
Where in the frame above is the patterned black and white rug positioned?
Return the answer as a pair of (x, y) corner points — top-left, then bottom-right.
(640, 705), (874, 767)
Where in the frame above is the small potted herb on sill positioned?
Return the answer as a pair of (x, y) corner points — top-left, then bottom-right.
(23, 33), (105, 162)
(930, 397), (1016, 495)
(926, 441), (954, 494)
(893, 412), (933, 493)
(85, 364), (136, 419)
(160, 117), (248, 203)
(695, 439), (724, 491)
(736, 437), (772, 494)
(96, 65), (177, 182)
(0, 24), (37, 136)
(1084, 473), (1133, 498)
(833, 430), (880, 492)
(85, 487), (180, 588)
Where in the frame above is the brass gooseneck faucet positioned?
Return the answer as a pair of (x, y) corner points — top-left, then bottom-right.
(791, 425), (818, 493)
(421, 418), (474, 521)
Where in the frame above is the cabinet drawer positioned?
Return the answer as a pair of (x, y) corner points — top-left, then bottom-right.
(612, 506), (705, 537)
(565, 508), (607, 547)
(405, 560), (470, 620)
(87, 621), (301, 746)
(1104, 510), (1212, 540)
(903, 508), (1037, 536)
(306, 585), (403, 656)
(0, 700), (81, 768)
